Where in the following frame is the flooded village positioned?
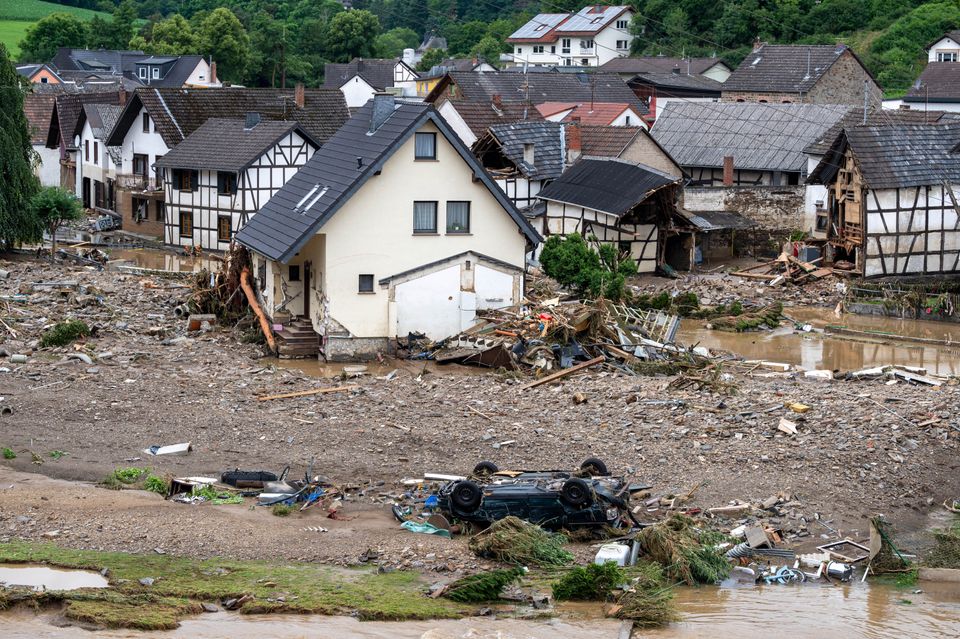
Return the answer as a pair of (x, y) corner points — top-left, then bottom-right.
(2, 5), (960, 638)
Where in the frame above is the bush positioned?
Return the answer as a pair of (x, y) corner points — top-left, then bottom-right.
(144, 475), (169, 495)
(540, 234), (637, 300)
(2, 447), (15, 459)
(444, 567), (524, 602)
(552, 562), (626, 601)
(112, 467), (147, 484)
(271, 504), (293, 516)
(39, 320), (90, 347)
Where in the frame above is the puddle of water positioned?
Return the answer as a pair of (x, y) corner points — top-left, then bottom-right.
(0, 565), (108, 591)
(680, 306), (960, 376)
(107, 248), (220, 273)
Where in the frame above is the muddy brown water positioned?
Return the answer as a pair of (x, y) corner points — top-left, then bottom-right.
(3, 581), (959, 638)
(0, 565), (108, 591)
(107, 248), (220, 273)
(680, 307), (960, 377)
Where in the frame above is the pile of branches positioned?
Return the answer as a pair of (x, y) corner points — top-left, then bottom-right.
(189, 243), (252, 320)
(636, 514), (731, 586)
(442, 567), (524, 603)
(468, 516), (573, 567)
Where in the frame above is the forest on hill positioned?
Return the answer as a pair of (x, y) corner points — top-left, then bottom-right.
(19, 0), (960, 93)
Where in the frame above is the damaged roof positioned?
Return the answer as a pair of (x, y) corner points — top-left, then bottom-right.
(444, 100), (544, 139)
(46, 91), (122, 149)
(485, 121), (564, 180)
(234, 100), (540, 263)
(322, 58), (417, 91)
(723, 44), (874, 94)
(651, 102), (849, 172)
(808, 122), (960, 189)
(154, 118), (318, 172)
(537, 157), (678, 216)
(804, 107), (949, 156)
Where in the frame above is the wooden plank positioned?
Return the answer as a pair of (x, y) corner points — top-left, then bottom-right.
(518, 356), (605, 391)
(257, 384), (359, 401)
(731, 271), (777, 280)
(787, 255), (817, 273)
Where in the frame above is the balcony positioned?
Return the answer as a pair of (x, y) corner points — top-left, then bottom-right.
(117, 173), (162, 192)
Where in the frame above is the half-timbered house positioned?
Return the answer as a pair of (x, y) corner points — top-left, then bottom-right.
(155, 115), (318, 250)
(808, 123), (960, 278)
(536, 157), (681, 272)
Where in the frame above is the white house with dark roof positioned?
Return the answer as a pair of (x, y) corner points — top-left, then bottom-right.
(926, 30), (960, 62)
(76, 103), (124, 212)
(322, 58), (419, 107)
(235, 95), (541, 360)
(506, 5), (635, 68)
(155, 116), (319, 250)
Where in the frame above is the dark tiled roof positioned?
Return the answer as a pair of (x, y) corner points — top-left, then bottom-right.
(724, 44), (865, 93)
(537, 158), (678, 216)
(81, 103), (122, 140)
(804, 108), (949, 156)
(235, 101), (539, 262)
(599, 57), (729, 75)
(487, 121), (564, 180)
(47, 91), (122, 148)
(446, 100), (544, 138)
(579, 125), (643, 157)
(628, 72), (723, 93)
(155, 118), (315, 172)
(23, 94), (56, 145)
(108, 88), (349, 147)
(651, 102), (848, 172)
(904, 63), (960, 102)
(51, 48), (205, 88)
(430, 71), (648, 115)
(809, 123), (960, 189)
(323, 59), (415, 90)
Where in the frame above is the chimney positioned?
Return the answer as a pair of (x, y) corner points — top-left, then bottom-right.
(118, 87), (127, 106)
(210, 60), (217, 84)
(723, 155), (734, 186)
(752, 37), (764, 52)
(294, 82), (305, 109)
(492, 93), (503, 111)
(369, 92), (396, 133)
(671, 65), (680, 75)
(565, 117), (581, 164)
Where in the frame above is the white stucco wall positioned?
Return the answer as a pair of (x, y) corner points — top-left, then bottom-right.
(339, 76), (377, 108)
(184, 59), (220, 87)
(804, 155), (827, 233)
(118, 106), (170, 184)
(928, 36), (960, 62)
(295, 120), (528, 339)
(34, 144), (60, 187)
(437, 101), (478, 146)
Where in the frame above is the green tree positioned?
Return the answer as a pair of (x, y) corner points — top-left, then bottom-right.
(470, 36), (504, 68)
(130, 14), (199, 55)
(109, 0), (137, 49)
(85, 15), (114, 50)
(445, 20), (487, 55)
(29, 187), (84, 255)
(324, 10), (380, 63)
(416, 47), (445, 72)
(375, 27), (420, 57)
(540, 234), (636, 300)
(17, 13), (88, 62)
(0, 44), (41, 248)
(198, 8), (252, 83)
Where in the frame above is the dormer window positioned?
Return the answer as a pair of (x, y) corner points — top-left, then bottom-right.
(152, 67), (160, 79)
(138, 67), (146, 79)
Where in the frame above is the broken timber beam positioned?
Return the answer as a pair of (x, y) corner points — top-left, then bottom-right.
(518, 356), (605, 391)
(240, 267), (277, 354)
(731, 271), (777, 280)
(257, 384), (359, 401)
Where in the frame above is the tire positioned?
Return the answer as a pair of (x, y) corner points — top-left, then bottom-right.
(561, 478), (593, 507)
(580, 457), (609, 477)
(450, 481), (482, 512)
(473, 461), (499, 477)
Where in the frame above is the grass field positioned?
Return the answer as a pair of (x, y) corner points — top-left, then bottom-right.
(0, 1), (110, 59)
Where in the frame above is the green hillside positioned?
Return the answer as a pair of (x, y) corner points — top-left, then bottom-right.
(0, 0), (109, 57)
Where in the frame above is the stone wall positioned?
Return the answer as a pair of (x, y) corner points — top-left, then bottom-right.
(721, 90), (803, 103)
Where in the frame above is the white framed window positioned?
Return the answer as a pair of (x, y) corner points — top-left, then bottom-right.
(616, 19), (629, 29)
(151, 67), (159, 79)
(550, 45), (556, 54)
(616, 40), (629, 50)
(580, 39), (594, 50)
(533, 45), (544, 54)
(516, 47), (521, 54)
(937, 52), (958, 62)
(446, 201), (470, 234)
(138, 67), (146, 79)
(561, 38), (571, 54)
(358, 274), (374, 293)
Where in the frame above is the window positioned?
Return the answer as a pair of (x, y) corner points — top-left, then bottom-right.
(173, 169), (198, 191)
(358, 274), (374, 293)
(625, 115), (631, 125)
(550, 45), (556, 54)
(580, 39), (594, 50)
(288, 265), (300, 282)
(40, 77), (47, 84)
(413, 201), (438, 233)
(533, 45), (544, 54)
(179, 210), (193, 238)
(84, 140), (89, 161)
(414, 132), (436, 159)
(581, 58), (589, 66)
(938, 52), (958, 62)
(217, 171), (237, 195)
(138, 67), (146, 79)
(217, 215), (231, 242)
(142, 113), (150, 133)
(616, 19), (629, 29)
(152, 67), (160, 79)
(155, 201), (164, 221)
(616, 40), (628, 50)
(516, 47), (521, 54)
(93, 141), (98, 164)
(133, 153), (148, 177)
(561, 38), (571, 53)
(446, 201), (470, 234)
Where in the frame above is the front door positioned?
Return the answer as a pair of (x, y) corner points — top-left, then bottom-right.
(302, 261), (311, 319)
(82, 178), (90, 208)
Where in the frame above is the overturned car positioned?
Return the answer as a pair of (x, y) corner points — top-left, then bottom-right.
(436, 458), (648, 531)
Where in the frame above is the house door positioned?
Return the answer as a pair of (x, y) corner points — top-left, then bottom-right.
(302, 261), (311, 319)
(82, 178), (91, 208)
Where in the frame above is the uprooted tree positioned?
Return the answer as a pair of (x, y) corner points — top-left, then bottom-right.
(539, 233), (638, 301)
(30, 187), (84, 255)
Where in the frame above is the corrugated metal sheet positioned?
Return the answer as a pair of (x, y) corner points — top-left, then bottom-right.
(537, 158), (678, 216)
(651, 102), (848, 172)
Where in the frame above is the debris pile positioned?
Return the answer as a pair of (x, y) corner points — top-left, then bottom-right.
(731, 251), (837, 285)
(636, 514), (730, 586)
(468, 517), (573, 567)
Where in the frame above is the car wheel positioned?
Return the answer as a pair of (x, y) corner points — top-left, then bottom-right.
(473, 461), (499, 477)
(450, 481), (482, 511)
(580, 457), (609, 476)
(561, 478), (593, 507)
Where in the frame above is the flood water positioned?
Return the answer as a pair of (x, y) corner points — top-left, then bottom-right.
(106, 248), (221, 273)
(680, 306), (960, 376)
(0, 564), (108, 591)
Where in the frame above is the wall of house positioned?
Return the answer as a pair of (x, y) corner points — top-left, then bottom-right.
(722, 89), (805, 103)
(863, 184), (960, 277)
(804, 155), (827, 234)
(77, 120), (117, 206)
(495, 177), (544, 211)
(184, 60), (217, 87)
(544, 201), (659, 272)
(687, 166), (787, 186)
(437, 101), (478, 146)
(34, 144), (61, 187)
(31, 68), (60, 84)
(807, 51), (883, 106)
(292, 120), (528, 340)
(928, 37), (960, 62)
(593, 17), (633, 66)
(118, 106), (169, 183)
(165, 130), (315, 250)
(618, 136), (683, 177)
(683, 185), (806, 254)
(339, 76), (377, 108)
(609, 108), (642, 127)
